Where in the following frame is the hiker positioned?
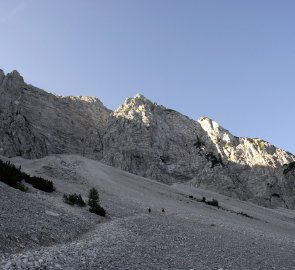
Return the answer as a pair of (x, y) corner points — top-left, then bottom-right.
(148, 208), (151, 213)
(162, 208), (165, 213)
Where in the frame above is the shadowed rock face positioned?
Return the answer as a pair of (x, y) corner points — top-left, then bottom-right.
(1, 70), (295, 209)
(0, 70), (111, 159)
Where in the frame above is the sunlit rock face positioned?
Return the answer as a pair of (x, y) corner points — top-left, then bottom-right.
(198, 117), (292, 167)
(103, 94), (295, 209)
(102, 94), (211, 182)
(1, 70), (295, 209)
(0, 70), (111, 159)
(194, 117), (295, 208)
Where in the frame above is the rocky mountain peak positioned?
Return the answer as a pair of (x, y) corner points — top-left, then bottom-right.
(114, 94), (157, 126)
(0, 69), (111, 159)
(134, 93), (146, 99)
(7, 70), (24, 82)
(9, 69), (22, 77)
(1, 69), (24, 89)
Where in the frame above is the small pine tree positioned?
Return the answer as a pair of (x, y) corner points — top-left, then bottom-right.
(88, 188), (99, 208)
(88, 187), (106, 217)
(63, 193), (86, 207)
(77, 194), (86, 207)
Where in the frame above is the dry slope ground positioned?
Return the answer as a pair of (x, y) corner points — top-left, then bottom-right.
(1, 155), (295, 269)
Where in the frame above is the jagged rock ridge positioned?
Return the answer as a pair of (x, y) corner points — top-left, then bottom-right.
(102, 94), (295, 208)
(0, 70), (111, 159)
(1, 69), (295, 209)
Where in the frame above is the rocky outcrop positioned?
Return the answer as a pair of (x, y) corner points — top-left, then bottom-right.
(102, 94), (295, 209)
(198, 117), (292, 167)
(0, 70), (111, 159)
(102, 94), (210, 181)
(1, 69), (295, 209)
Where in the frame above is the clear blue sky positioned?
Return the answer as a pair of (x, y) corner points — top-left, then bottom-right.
(1, 0), (294, 154)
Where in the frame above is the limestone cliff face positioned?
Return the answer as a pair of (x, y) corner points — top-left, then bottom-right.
(0, 70), (111, 159)
(198, 117), (293, 167)
(195, 117), (295, 208)
(102, 94), (295, 209)
(102, 94), (211, 182)
(1, 70), (295, 209)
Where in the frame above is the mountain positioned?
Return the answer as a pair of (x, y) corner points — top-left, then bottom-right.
(102, 94), (295, 208)
(1, 69), (295, 209)
(0, 70), (111, 159)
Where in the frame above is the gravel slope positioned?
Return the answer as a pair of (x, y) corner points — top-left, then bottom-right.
(1, 155), (295, 269)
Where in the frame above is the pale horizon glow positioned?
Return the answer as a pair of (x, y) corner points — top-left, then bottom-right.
(0, 0), (294, 154)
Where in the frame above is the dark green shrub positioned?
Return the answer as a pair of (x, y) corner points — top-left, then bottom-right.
(205, 152), (224, 168)
(193, 136), (205, 150)
(77, 194), (86, 206)
(89, 204), (106, 217)
(206, 199), (219, 207)
(88, 188), (99, 207)
(24, 176), (54, 192)
(0, 160), (27, 191)
(283, 162), (295, 174)
(237, 212), (253, 219)
(0, 159), (54, 192)
(64, 193), (86, 206)
(88, 188), (106, 217)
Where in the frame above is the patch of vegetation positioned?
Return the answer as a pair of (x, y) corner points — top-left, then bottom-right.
(25, 176), (54, 192)
(215, 136), (221, 144)
(246, 138), (267, 151)
(88, 188), (106, 217)
(193, 136), (205, 151)
(206, 199), (219, 207)
(63, 193), (86, 206)
(186, 193), (256, 220)
(283, 162), (295, 174)
(246, 138), (255, 144)
(0, 160), (27, 191)
(286, 151), (295, 157)
(0, 159), (54, 192)
(256, 139), (266, 151)
(160, 155), (170, 164)
(224, 143), (233, 150)
(164, 108), (177, 113)
(188, 195), (219, 208)
(205, 152), (224, 168)
(237, 212), (254, 219)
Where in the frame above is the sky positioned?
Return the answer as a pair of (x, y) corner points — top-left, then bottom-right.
(0, 0), (294, 154)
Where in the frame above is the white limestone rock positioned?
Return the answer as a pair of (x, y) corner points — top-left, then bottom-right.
(198, 116), (293, 167)
(102, 94), (213, 182)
